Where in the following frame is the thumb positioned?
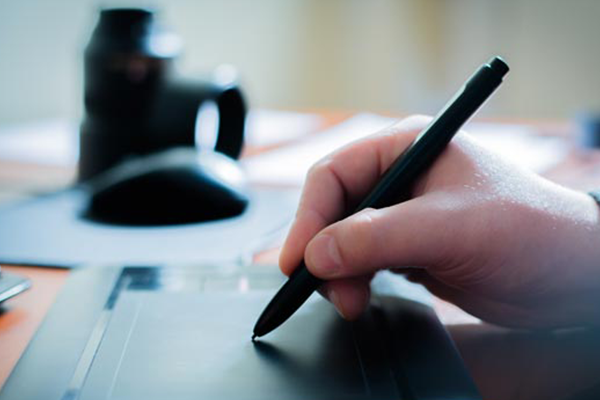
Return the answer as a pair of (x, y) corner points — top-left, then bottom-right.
(304, 198), (453, 280)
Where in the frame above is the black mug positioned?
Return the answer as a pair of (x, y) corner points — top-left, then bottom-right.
(79, 8), (247, 181)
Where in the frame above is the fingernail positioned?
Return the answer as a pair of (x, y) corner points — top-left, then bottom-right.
(307, 234), (342, 277)
(328, 288), (346, 319)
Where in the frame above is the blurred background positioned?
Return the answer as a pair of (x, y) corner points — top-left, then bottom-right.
(0, 0), (599, 124)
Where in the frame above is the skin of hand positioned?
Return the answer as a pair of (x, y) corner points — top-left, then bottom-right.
(279, 115), (600, 329)
(448, 323), (600, 400)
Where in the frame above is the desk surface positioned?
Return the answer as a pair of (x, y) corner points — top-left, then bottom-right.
(2, 112), (600, 400)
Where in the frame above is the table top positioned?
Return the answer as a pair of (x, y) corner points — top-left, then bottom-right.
(2, 111), (600, 400)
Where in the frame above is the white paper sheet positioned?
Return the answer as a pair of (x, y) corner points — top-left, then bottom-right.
(242, 113), (569, 186)
(0, 110), (323, 167)
(0, 120), (79, 166)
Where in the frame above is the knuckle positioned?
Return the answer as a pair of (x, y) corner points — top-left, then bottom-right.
(338, 210), (378, 272)
(306, 158), (332, 183)
(388, 114), (433, 135)
(402, 114), (433, 126)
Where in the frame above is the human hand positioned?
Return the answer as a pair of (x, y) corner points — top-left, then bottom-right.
(279, 115), (600, 329)
(449, 323), (600, 400)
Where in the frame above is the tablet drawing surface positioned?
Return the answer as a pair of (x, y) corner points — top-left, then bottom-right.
(79, 291), (399, 400)
(0, 267), (481, 400)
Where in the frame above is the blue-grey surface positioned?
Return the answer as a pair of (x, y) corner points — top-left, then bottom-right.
(0, 187), (299, 267)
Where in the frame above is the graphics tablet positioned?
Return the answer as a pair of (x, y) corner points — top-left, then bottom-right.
(0, 266), (481, 400)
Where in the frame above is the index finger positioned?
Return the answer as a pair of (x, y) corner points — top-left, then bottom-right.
(279, 115), (432, 275)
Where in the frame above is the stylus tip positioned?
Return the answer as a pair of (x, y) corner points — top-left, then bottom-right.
(251, 334), (257, 342)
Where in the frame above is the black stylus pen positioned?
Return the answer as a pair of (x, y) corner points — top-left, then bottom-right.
(252, 56), (509, 339)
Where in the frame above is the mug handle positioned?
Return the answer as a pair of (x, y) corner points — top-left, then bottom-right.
(142, 80), (247, 157)
(213, 85), (247, 160)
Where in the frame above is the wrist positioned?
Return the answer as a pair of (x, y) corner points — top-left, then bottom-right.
(557, 189), (600, 327)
